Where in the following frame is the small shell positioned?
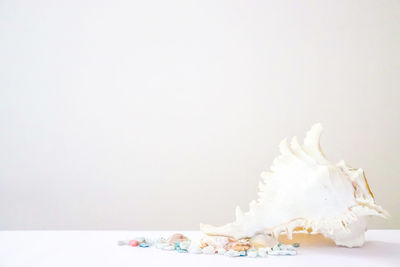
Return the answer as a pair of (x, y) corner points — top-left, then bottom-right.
(188, 242), (202, 254)
(129, 240), (139, 247)
(273, 244), (281, 251)
(179, 241), (191, 250)
(257, 248), (268, 257)
(156, 242), (168, 250)
(139, 242), (149, 247)
(216, 248), (226, 255)
(168, 233), (188, 245)
(225, 249), (241, 257)
(202, 245), (215, 255)
(284, 244), (295, 251)
(247, 248), (258, 258)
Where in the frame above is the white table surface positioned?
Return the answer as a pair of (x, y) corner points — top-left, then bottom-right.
(0, 230), (399, 267)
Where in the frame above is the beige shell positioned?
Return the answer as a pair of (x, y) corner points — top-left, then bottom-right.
(168, 233), (188, 245)
(200, 124), (389, 247)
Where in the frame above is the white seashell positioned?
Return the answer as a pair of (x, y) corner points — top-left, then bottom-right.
(179, 241), (191, 250)
(225, 249), (241, 257)
(145, 238), (155, 245)
(155, 237), (167, 244)
(202, 245), (215, 255)
(257, 248), (268, 257)
(247, 248), (258, 258)
(201, 123), (389, 248)
(188, 242), (202, 254)
(216, 248), (226, 255)
(285, 245), (295, 251)
(156, 242), (168, 250)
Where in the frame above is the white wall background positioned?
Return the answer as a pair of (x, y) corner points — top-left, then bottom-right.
(0, 0), (399, 230)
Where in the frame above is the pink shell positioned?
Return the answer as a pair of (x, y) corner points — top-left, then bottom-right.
(129, 240), (139, 247)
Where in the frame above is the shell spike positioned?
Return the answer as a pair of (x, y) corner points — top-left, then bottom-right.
(279, 138), (291, 155)
(303, 123), (329, 164)
(235, 206), (244, 222)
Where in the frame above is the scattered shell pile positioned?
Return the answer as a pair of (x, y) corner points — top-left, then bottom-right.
(118, 233), (299, 257)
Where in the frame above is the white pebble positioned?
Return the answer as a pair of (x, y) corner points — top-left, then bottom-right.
(285, 245), (296, 251)
(145, 238), (155, 245)
(247, 249), (258, 258)
(180, 241), (191, 250)
(155, 237), (167, 246)
(258, 248), (268, 257)
(202, 245), (215, 255)
(156, 242), (168, 250)
(188, 241), (202, 254)
(225, 249), (241, 257)
(273, 244), (281, 251)
(217, 248), (226, 255)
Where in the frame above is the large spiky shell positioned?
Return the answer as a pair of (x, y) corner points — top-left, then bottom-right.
(200, 123), (388, 247)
